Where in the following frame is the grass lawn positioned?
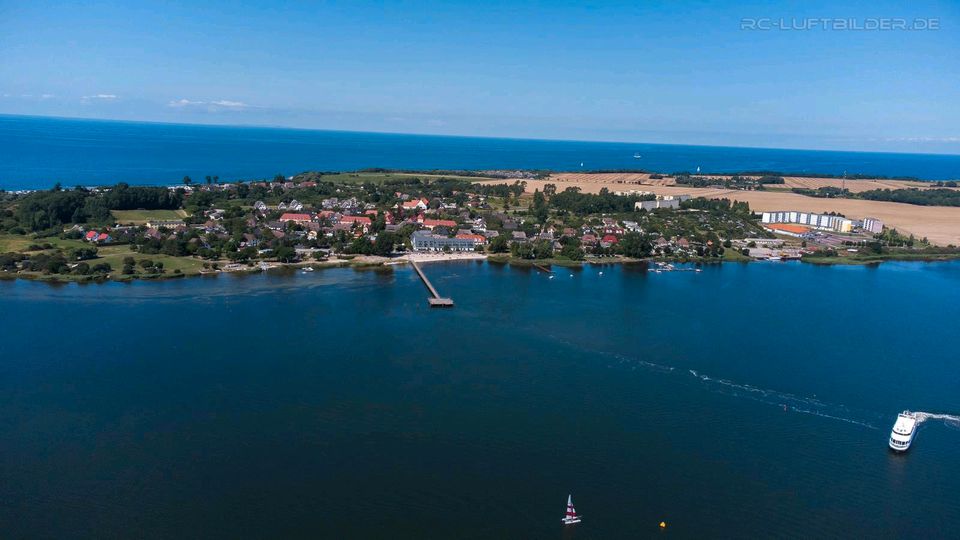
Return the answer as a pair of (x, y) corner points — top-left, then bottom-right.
(0, 234), (88, 253)
(0, 234), (33, 252)
(112, 209), (188, 224)
(93, 244), (206, 276)
(723, 248), (752, 262)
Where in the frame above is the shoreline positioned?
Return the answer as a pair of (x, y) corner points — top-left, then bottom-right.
(4, 251), (959, 285)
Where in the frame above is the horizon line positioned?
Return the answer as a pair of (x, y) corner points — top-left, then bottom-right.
(2, 112), (959, 159)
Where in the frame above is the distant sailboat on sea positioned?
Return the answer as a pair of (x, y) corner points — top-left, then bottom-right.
(633, 152), (642, 159)
(562, 494), (582, 525)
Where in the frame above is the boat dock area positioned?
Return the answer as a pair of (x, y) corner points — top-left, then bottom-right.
(410, 261), (454, 307)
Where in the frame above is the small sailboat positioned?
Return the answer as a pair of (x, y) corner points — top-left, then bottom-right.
(633, 152), (642, 159)
(562, 494), (582, 525)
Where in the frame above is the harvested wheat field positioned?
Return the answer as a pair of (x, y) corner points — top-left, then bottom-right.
(479, 175), (960, 246)
(548, 172), (950, 193)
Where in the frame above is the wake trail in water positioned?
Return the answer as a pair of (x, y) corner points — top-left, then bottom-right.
(687, 370), (879, 429)
(912, 412), (960, 430)
(549, 329), (883, 430)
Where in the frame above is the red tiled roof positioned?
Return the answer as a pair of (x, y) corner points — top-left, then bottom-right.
(279, 213), (312, 222)
(340, 216), (372, 225)
(423, 219), (457, 228)
(455, 233), (486, 243)
(765, 223), (810, 234)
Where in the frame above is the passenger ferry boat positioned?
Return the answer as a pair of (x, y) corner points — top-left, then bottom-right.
(889, 411), (918, 452)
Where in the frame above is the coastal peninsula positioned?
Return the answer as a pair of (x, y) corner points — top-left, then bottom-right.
(2, 169), (959, 283)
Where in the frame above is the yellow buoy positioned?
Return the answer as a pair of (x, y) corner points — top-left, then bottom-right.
(660, 521), (667, 529)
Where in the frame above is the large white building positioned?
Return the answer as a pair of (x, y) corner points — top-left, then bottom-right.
(861, 217), (884, 234)
(635, 194), (692, 211)
(761, 211), (853, 233)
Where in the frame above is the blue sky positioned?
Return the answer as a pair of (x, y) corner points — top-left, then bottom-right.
(1, 0), (958, 153)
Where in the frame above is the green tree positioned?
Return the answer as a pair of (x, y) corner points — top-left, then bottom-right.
(617, 233), (652, 258)
(531, 189), (548, 222)
(487, 235), (509, 253)
(274, 245), (297, 262)
(373, 232), (396, 256)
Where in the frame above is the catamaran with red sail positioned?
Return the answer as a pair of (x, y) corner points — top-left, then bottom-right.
(562, 494), (582, 525)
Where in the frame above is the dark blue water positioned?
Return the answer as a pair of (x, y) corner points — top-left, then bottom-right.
(2, 115), (958, 190)
(1, 261), (959, 538)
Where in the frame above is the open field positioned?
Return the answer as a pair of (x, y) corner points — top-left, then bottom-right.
(478, 176), (960, 246)
(314, 172), (503, 184)
(112, 209), (188, 224)
(547, 172), (952, 193)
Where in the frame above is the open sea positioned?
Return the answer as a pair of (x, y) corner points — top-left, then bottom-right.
(2, 260), (959, 538)
(1, 115), (959, 190)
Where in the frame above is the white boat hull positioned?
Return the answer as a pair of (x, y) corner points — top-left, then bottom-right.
(889, 411), (917, 452)
(889, 434), (913, 452)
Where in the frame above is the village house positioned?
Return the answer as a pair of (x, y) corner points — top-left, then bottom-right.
(622, 220), (642, 233)
(339, 215), (372, 233)
(421, 218), (458, 230)
(321, 197), (339, 209)
(456, 232), (487, 246)
(146, 219), (186, 229)
(84, 230), (112, 243)
(401, 197), (429, 211)
(279, 213), (313, 224)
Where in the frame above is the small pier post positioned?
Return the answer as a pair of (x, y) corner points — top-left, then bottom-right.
(410, 261), (454, 307)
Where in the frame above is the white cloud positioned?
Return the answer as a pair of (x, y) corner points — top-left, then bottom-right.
(881, 136), (960, 143)
(168, 98), (205, 107)
(167, 98), (252, 111)
(210, 100), (247, 108)
(81, 94), (118, 101)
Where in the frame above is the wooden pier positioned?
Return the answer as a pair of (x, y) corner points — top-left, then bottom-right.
(533, 263), (553, 274)
(410, 261), (454, 307)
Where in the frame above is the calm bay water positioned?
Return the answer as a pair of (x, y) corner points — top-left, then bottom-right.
(2, 115), (960, 189)
(1, 261), (959, 538)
